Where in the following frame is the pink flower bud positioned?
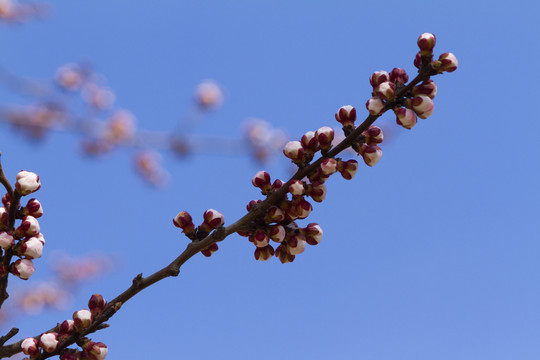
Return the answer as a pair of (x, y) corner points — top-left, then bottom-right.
(15, 171), (41, 196)
(83, 341), (108, 360)
(412, 95), (435, 119)
(265, 206), (285, 223)
(17, 215), (40, 237)
(413, 80), (437, 99)
(88, 294), (107, 316)
(0, 232), (14, 250)
(417, 33), (436, 54)
(360, 144), (383, 167)
(362, 125), (384, 145)
(289, 180), (305, 196)
(12, 258), (35, 280)
(202, 209), (224, 231)
(275, 245), (295, 264)
(73, 309), (93, 331)
(59, 319), (74, 336)
(306, 181), (327, 203)
(251, 171), (271, 192)
(283, 141), (305, 162)
(20, 236), (44, 259)
(304, 223), (323, 245)
(369, 70), (389, 87)
(365, 97), (385, 116)
(269, 225), (286, 243)
(300, 131), (320, 153)
(335, 105), (356, 128)
(21, 337), (39, 357)
(389, 68), (409, 85)
(286, 233), (307, 255)
(246, 199), (261, 212)
(394, 107), (417, 129)
(254, 244), (275, 261)
(0, 207), (8, 229)
(375, 81), (395, 101)
(272, 179), (284, 190)
(201, 243), (218, 257)
(22, 198), (43, 218)
(295, 199), (312, 219)
(320, 158), (338, 175)
(338, 159), (358, 180)
(39, 332), (59, 353)
(60, 352), (81, 360)
(173, 211), (195, 234)
(2, 193), (11, 208)
(315, 126), (334, 151)
(281, 200), (298, 221)
(414, 52), (423, 69)
(249, 229), (269, 248)
(36, 233), (45, 244)
(438, 52), (458, 73)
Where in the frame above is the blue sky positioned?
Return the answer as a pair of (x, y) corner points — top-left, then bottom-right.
(1, 1), (539, 359)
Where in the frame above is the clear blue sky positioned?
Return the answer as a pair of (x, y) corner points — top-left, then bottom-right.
(1, 1), (539, 359)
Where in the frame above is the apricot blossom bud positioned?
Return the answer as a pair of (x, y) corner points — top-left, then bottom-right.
(315, 126), (334, 151)
(39, 332), (59, 353)
(15, 171), (41, 196)
(0, 207), (8, 229)
(173, 211), (195, 234)
(246, 199), (261, 212)
(283, 141), (304, 163)
(320, 158), (338, 175)
(394, 108), (417, 129)
(413, 80), (437, 99)
(89, 294), (107, 316)
(59, 319), (74, 336)
(360, 144), (383, 167)
(417, 33), (436, 54)
(265, 206), (285, 223)
(20, 236), (44, 259)
(301, 131), (319, 153)
(335, 105), (356, 128)
(202, 209), (224, 231)
(375, 81), (395, 101)
(362, 126), (383, 145)
(414, 52), (423, 69)
(275, 245), (295, 264)
(201, 243), (218, 257)
(412, 95), (435, 119)
(16, 215), (40, 237)
(307, 181), (326, 203)
(288, 180), (305, 196)
(338, 160), (358, 180)
(21, 337), (39, 357)
(12, 258), (35, 280)
(389, 68), (409, 85)
(83, 341), (108, 360)
(295, 199), (312, 219)
(369, 70), (389, 87)
(254, 245), (275, 261)
(269, 225), (286, 243)
(286, 233), (307, 255)
(438, 52), (458, 73)
(366, 97), (385, 116)
(22, 198), (43, 218)
(252, 171), (271, 192)
(249, 229), (269, 248)
(0, 232), (14, 250)
(272, 179), (284, 190)
(73, 309), (92, 331)
(304, 223), (323, 245)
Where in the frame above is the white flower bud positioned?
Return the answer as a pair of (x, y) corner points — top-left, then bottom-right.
(15, 171), (41, 196)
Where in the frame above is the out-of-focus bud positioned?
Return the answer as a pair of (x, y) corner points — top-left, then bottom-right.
(82, 84), (116, 110)
(83, 341), (108, 360)
(269, 225), (286, 243)
(246, 199), (261, 212)
(286, 233), (307, 255)
(55, 63), (83, 91)
(39, 332), (59, 353)
(413, 80), (437, 99)
(173, 211), (195, 234)
(195, 80), (223, 109)
(304, 223), (323, 245)
(389, 68), (409, 85)
(265, 206), (285, 223)
(22, 198), (43, 218)
(201, 243), (219, 257)
(12, 258), (35, 280)
(288, 180), (305, 196)
(315, 126), (334, 151)
(417, 33), (436, 55)
(16, 215), (40, 237)
(272, 179), (284, 190)
(0, 231), (14, 250)
(73, 309), (93, 331)
(249, 229), (269, 248)
(15, 171), (41, 196)
(104, 110), (136, 143)
(88, 294), (107, 316)
(335, 105), (356, 128)
(365, 97), (385, 116)
(59, 320), (74, 336)
(375, 81), (395, 101)
(252, 171), (272, 193)
(254, 244), (275, 261)
(295, 199), (312, 219)
(21, 337), (39, 357)
(201, 209), (225, 232)
(359, 144), (383, 167)
(301, 131), (320, 153)
(283, 141), (305, 163)
(20, 236), (44, 259)
(320, 158), (338, 175)
(411, 95), (435, 119)
(369, 70), (389, 88)
(438, 52), (458, 73)
(362, 125), (384, 145)
(306, 181), (326, 203)
(338, 159), (358, 180)
(275, 245), (295, 264)
(394, 107), (417, 129)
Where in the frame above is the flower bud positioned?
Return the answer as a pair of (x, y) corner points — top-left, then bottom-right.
(288, 180), (305, 196)
(201, 243), (218, 257)
(12, 258), (35, 280)
(83, 340), (108, 360)
(300, 131), (320, 153)
(0, 207), (8, 229)
(22, 198), (43, 218)
(16, 215), (40, 237)
(254, 244), (275, 261)
(320, 158), (338, 175)
(417, 33), (436, 54)
(281, 200), (298, 221)
(304, 223), (323, 245)
(201, 209), (224, 231)
(0, 232), (14, 250)
(21, 337), (39, 357)
(369, 70), (389, 87)
(286, 233), (307, 255)
(375, 81), (395, 101)
(20, 236), (44, 259)
(365, 97), (385, 116)
(251, 171), (272, 192)
(438, 52), (458, 73)
(60, 352), (81, 360)
(413, 52), (423, 69)
(394, 107), (417, 129)
(88, 294), (107, 316)
(15, 171), (41, 196)
(362, 125), (384, 145)
(272, 179), (284, 190)
(283, 141), (305, 163)
(315, 126), (334, 151)
(360, 144), (383, 167)
(338, 160), (358, 180)
(2, 193), (11, 208)
(295, 199), (312, 219)
(269, 225), (286, 243)
(246, 199), (261, 212)
(275, 245), (295, 264)
(173, 211), (195, 234)
(335, 105), (356, 128)
(389, 68), (409, 85)
(249, 229), (269, 248)
(413, 80), (437, 99)
(306, 181), (326, 203)
(412, 95), (435, 119)
(265, 206), (285, 223)
(73, 309), (93, 331)
(59, 319), (74, 336)
(39, 332), (59, 353)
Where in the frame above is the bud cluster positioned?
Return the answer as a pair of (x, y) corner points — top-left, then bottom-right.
(173, 209), (225, 257)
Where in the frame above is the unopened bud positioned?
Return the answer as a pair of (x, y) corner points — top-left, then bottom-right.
(283, 141), (305, 163)
(362, 126), (384, 145)
(201, 209), (224, 231)
(201, 243), (219, 257)
(295, 199), (312, 219)
(338, 159), (358, 180)
(286, 233), (307, 255)
(59, 320), (74, 336)
(275, 245), (295, 264)
(359, 144), (383, 167)
(320, 158), (338, 175)
(22, 337), (39, 357)
(438, 52), (458, 73)
(394, 107), (417, 129)
(15, 171), (41, 196)
(335, 105), (356, 128)
(315, 126), (334, 151)
(366, 97), (385, 116)
(265, 206), (285, 223)
(300, 131), (320, 153)
(19, 236), (44, 259)
(16, 215), (40, 237)
(173, 211), (195, 234)
(251, 171), (272, 193)
(375, 81), (395, 101)
(417, 33), (436, 55)
(22, 198), (43, 218)
(389, 68), (409, 85)
(73, 309), (93, 331)
(88, 294), (107, 316)
(306, 181), (326, 203)
(269, 225), (286, 243)
(411, 95), (435, 119)
(39, 333), (59, 353)
(288, 180), (305, 196)
(246, 199), (261, 212)
(0, 232), (14, 250)
(254, 244), (275, 261)
(249, 229), (269, 248)
(369, 70), (389, 87)
(304, 223), (323, 245)
(413, 80), (437, 99)
(83, 341), (108, 360)
(12, 258), (35, 280)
